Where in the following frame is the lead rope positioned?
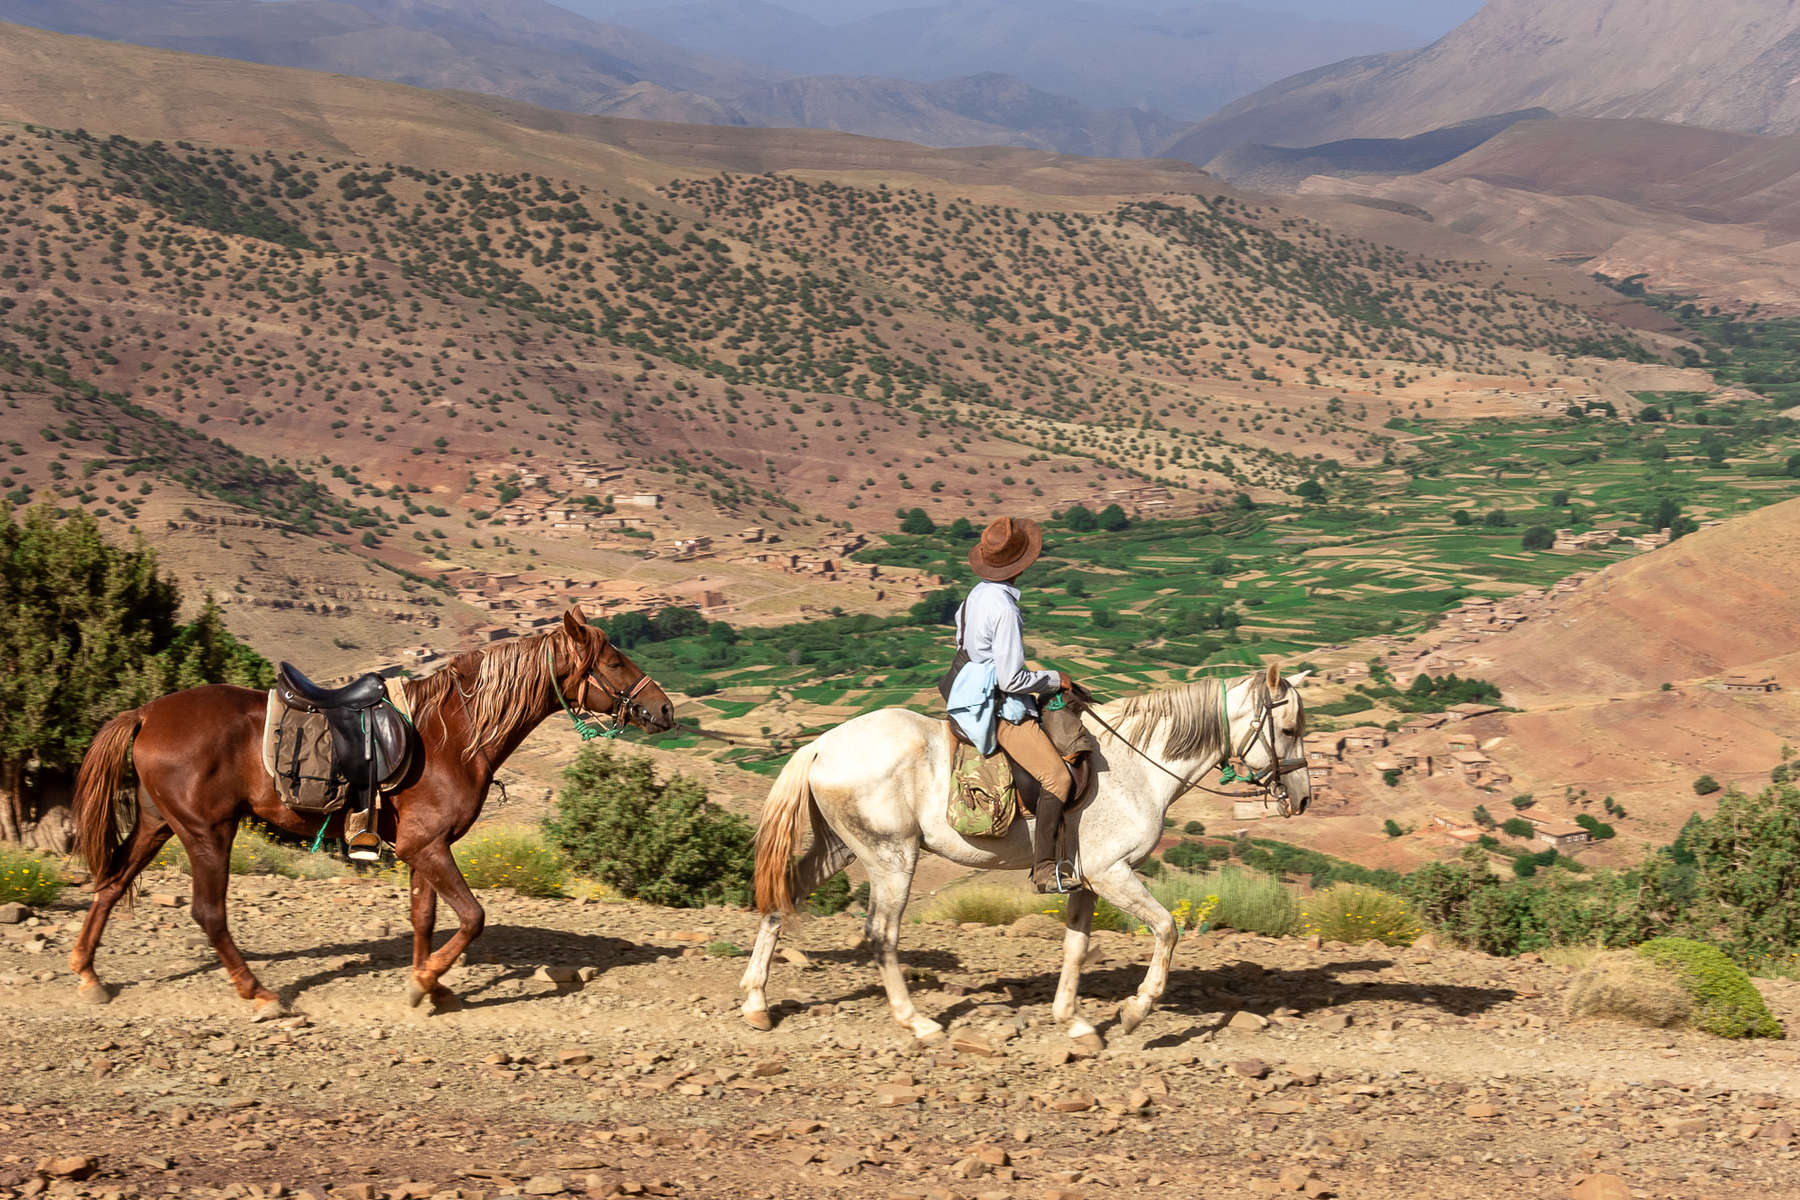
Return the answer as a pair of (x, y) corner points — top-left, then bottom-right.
(546, 644), (623, 741)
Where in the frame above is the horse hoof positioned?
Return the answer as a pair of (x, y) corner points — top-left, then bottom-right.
(911, 1018), (945, 1042)
(1072, 1029), (1105, 1055)
(743, 1008), (774, 1032)
(251, 997), (290, 1023)
(1117, 999), (1148, 1034)
(406, 981), (430, 1008)
(77, 982), (112, 1006)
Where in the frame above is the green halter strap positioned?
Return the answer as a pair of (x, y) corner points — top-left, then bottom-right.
(546, 643), (622, 741)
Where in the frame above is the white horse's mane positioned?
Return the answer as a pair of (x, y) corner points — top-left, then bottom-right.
(1103, 676), (1233, 761)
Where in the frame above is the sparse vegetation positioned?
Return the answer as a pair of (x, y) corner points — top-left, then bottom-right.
(453, 826), (566, 898)
(0, 845), (63, 904)
(1301, 884), (1423, 947)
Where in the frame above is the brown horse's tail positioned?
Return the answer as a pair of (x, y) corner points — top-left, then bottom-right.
(73, 709), (144, 890)
(753, 744), (836, 915)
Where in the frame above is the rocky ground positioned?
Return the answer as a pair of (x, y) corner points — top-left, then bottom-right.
(4, 872), (1800, 1200)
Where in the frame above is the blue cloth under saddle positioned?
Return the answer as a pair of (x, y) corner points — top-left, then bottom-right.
(946, 660), (1033, 756)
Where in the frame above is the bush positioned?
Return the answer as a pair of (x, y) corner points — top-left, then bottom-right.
(454, 826), (566, 897)
(1301, 884), (1422, 947)
(804, 873), (868, 916)
(545, 746), (753, 907)
(1501, 817), (1535, 839)
(1635, 938), (1783, 1038)
(1163, 841), (1211, 870)
(1158, 867), (1297, 936)
(1520, 526), (1554, 550)
(1565, 951), (1693, 1030)
(1183, 820), (1206, 836)
(1383, 818), (1404, 837)
(1692, 774), (1722, 796)
(920, 884), (1039, 926)
(0, 845), (63, 905)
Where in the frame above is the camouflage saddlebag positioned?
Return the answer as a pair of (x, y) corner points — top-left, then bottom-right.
(948, 741), (1019, 839)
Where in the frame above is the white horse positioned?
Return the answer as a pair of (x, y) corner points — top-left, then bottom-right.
(741, 663), (1311, 1044)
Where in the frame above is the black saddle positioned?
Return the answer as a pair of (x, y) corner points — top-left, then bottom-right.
(274, 662), (411, 796)
(277, 662), (388, 710)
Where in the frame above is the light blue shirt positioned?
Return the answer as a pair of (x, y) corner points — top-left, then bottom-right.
(946, 581), (1058, 751)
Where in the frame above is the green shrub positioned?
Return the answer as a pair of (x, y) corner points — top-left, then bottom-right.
(1692, 774), (1722, 796)
(1301, 884), (1422, 947)
(1037, 891), (1133, 932)
(804, 873), (868, 915)
(1183, 820), (1206, 836)
(1156, 866), (1298, 936)
(1635, 937), (1783, 1038)
(0, 845), (63, 905)
(544, 746), (752, 907)
(453, 826), (566, 897)
(1163, 841), (1210, 870)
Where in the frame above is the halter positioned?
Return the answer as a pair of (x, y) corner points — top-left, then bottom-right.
(545, 642), (655, 741)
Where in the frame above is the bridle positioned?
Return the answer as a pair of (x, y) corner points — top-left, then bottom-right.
(545, 642), (657, 741)
(1217, 677), (1311, 817)
(1076, 674), (1310, 816)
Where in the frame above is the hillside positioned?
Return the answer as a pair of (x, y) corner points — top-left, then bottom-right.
(1169, 0), (1800, 169)
(1296, 117), (1800, 311)
(1203, 109), (1551, 191)
(0, 0), (1191, 158)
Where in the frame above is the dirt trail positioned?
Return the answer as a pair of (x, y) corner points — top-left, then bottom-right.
(5, 872), (1800, 1199)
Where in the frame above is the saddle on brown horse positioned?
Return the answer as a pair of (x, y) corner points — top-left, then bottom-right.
(263, 663), (413, 814)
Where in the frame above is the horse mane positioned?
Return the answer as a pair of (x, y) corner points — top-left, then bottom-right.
(1103, 676), (1235, 762)
(402, 628), (562, 757)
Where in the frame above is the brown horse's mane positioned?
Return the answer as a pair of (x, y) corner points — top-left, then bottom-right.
(402, 626), (565, 757)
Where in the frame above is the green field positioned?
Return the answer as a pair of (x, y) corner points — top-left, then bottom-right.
(623, 310), (1800, 764)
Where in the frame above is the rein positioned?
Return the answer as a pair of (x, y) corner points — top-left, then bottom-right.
(1073, 676), (1308, 814)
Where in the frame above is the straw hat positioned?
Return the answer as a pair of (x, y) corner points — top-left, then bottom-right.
(968, 515), (1043, 582)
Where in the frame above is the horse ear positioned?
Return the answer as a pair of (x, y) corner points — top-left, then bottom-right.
(1265, 660), (1281, 692)
(1288, 669), (1311, 686)
(562, 606), (586, 642)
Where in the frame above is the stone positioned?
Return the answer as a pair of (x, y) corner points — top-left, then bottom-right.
(36, 1157), (97, 1181)
(952, 1035), (999, 1059)
(149, 894), (183, 908)
(534, 966), (578, 985)
(1464, 1104), (1501, 1119)
(779, 948), (814, 968)
(751, 1058), (787, 1077)
(1412, 932), (1440, 950)
(1308, 1012), (1351, 1032)
(1228, 1011), (1269, 1032)
(557, 1048), (594, 1066)
(873, 1085), (923, 1108)
(1048, 1094), (1095, 1113)
(1232, 1059), (1271, 1079)
(1569, 1175), (1631, 1200)
(1759, 1120), (1795, 1141)
(0, 903), (28, 924)
(521, 1177), (567, 1196)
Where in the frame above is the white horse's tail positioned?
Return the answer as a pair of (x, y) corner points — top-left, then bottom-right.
(754, 744), (849, 914)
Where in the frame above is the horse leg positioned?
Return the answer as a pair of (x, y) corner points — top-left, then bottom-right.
(1086, 863), (1178, 1035)
(409, 864), (438, 973)
(739, 911), (783, 1031)
(68, 820), (172, 1003)
(402, 840), (484, 1007)
(864, 852), (938, 1039)
(187, 822), (286, 1020)
(1050, 889), (1104, 1049)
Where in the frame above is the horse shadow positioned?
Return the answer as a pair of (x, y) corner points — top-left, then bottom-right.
(149, 924), (684, 1010)
(857, 956), (1522, 1039)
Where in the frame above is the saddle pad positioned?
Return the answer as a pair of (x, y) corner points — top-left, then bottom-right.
(948, 740), (1019, 839)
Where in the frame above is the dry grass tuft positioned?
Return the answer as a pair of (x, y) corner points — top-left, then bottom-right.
(1564, 952), (1692, 1029)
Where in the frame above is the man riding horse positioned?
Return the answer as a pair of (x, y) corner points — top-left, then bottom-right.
(946, 515), (1080, 893)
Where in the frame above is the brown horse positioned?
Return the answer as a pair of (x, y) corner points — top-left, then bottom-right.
(69, 606), (673, 1018)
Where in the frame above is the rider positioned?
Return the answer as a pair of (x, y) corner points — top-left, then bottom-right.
(952, 515), (1078, 894)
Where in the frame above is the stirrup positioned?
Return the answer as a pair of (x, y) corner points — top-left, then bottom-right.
(1054, 859), (1083, 893)
(346, 835), (383, 863)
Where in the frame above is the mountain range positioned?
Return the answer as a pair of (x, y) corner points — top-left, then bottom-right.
(1172, 0), (1800, 168)
(0, 0), (1390, 158)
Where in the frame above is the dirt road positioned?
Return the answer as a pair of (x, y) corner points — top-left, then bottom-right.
(4, 872), (1800, 1199)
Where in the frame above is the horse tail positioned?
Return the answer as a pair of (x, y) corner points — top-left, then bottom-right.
(754, 744), (839, 915)
(73, 709), (144, 890)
